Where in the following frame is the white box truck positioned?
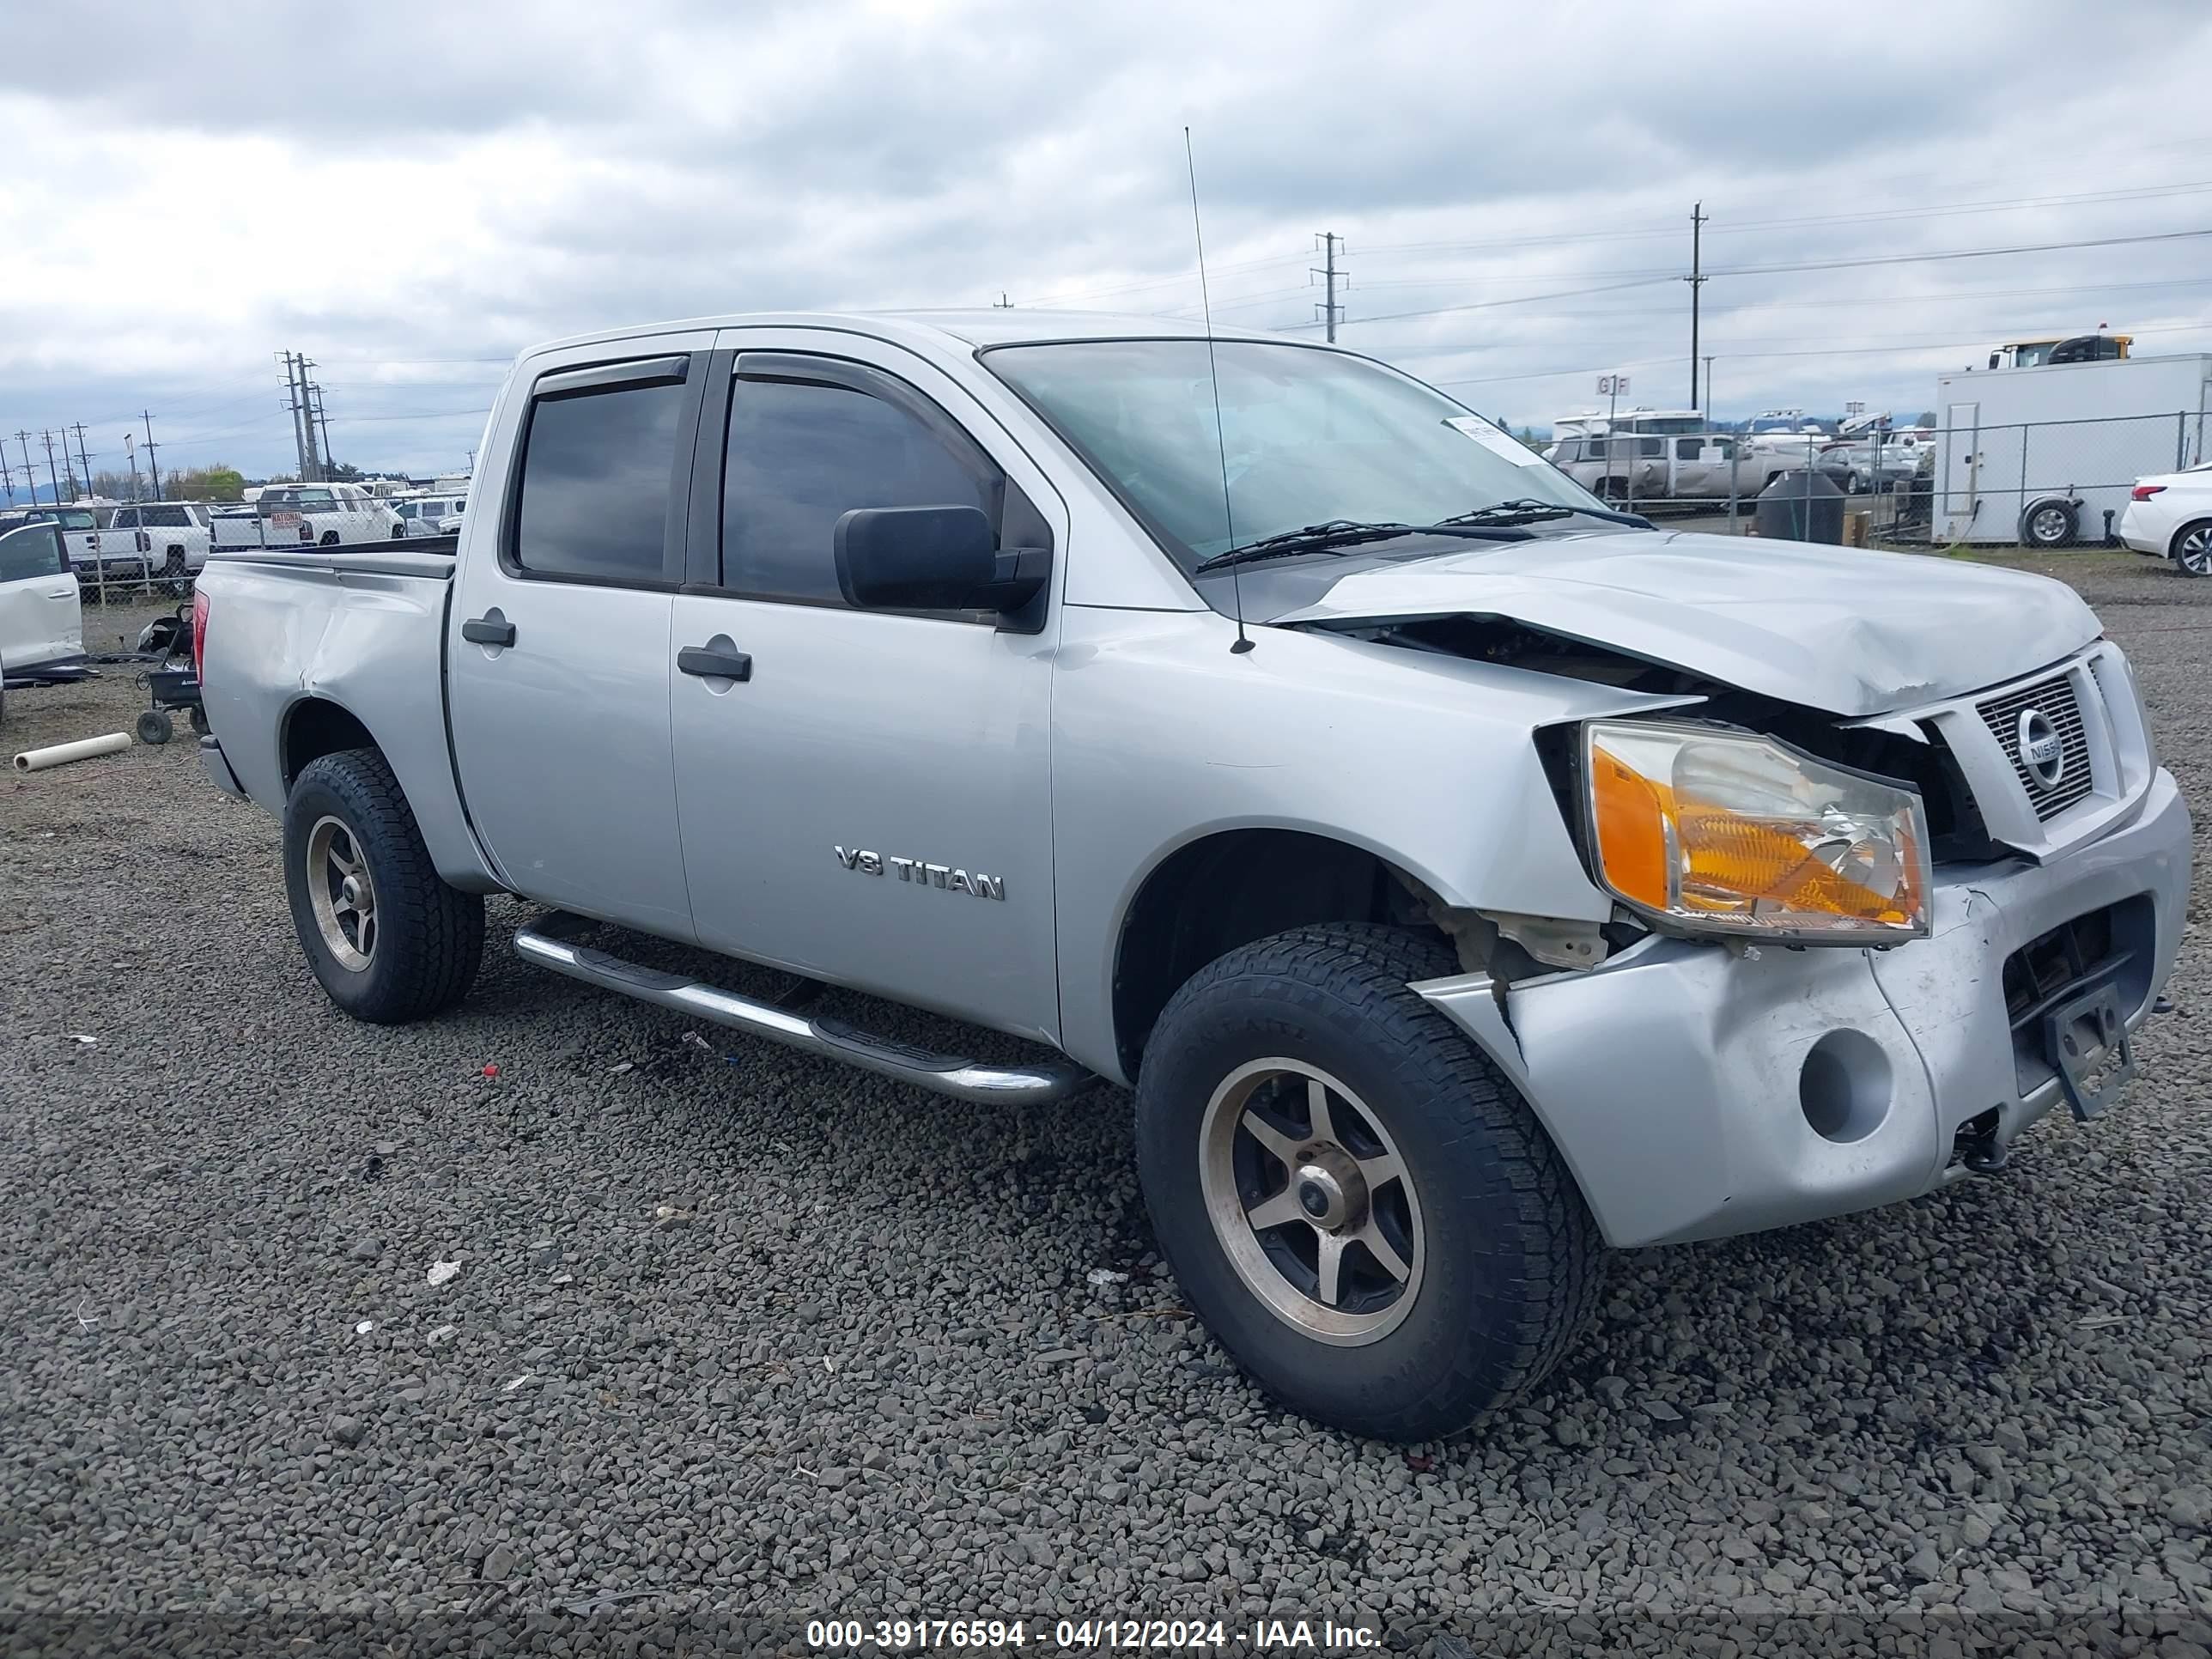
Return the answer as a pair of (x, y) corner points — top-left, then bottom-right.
(1934, 354), (2211, 548)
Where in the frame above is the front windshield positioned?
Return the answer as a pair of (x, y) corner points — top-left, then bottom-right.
(984, 338), (1603, 569)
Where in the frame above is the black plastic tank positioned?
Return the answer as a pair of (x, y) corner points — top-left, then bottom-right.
(1756, 468), (1845, 544)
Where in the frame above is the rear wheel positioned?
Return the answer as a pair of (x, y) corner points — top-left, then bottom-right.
(283, 748), (484, 1023)
(161, 549), (191, 597)
(2172, 520), (2212, 577)
(1134, 923), (1602, 1441)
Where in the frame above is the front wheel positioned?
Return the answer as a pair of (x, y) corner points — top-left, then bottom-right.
(283, 748), (484, 1023)
(1134, 923), (1602, 1441)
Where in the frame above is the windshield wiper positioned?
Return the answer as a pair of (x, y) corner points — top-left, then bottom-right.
(1194, 518), (1532, 574)
(1438, 498), (1656, 531)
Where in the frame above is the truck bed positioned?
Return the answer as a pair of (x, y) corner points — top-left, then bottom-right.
(204, 535), (458, 574)
(195, 539), (490, 892)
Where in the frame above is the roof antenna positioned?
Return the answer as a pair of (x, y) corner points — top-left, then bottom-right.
(1184, 125), (1253, 655)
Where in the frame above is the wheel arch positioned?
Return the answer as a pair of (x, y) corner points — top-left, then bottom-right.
(2169, 516), (2212, 565)
(1109, 824), (1454, 1084)
(280, 695), (381, 787)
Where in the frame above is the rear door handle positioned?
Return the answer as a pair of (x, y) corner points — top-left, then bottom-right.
(462, 615), (515, 647)
(678, 644), (752, 681)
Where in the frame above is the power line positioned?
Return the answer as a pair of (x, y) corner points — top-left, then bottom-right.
(1430, 318), (2212, 391)
(1285, 228), (2212, 333)
(1353, 177), (2212, 259)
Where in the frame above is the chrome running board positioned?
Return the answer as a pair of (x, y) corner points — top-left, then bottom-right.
(513, 912), (1092, 1106)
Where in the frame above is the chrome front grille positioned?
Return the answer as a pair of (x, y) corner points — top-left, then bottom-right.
(1978, 674), (2094, 821)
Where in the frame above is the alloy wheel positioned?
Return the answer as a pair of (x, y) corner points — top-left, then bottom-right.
(1198, 1058), (1424, 1346)
(306, 815), (377, 970)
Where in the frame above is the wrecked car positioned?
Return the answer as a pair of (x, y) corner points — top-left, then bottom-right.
(191, 313), (2189, 1441)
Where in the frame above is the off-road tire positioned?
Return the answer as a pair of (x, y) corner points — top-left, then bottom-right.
(1135, 922), (1603, 1441)
(283, 748), (483, 1024)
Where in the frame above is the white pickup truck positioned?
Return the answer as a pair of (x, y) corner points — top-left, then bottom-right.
(210, 483), (403, 552)
(106, 501), (214, 589)
(192, 310), (2189, 1440)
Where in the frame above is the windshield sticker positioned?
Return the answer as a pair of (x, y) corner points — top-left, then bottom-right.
(1446, 415), (1547, 466)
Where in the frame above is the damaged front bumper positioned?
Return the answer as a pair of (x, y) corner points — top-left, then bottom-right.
(1415, 767), (2191, 1249)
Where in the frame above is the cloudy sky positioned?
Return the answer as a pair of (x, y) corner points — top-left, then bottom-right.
(4, 0), (2210, 489)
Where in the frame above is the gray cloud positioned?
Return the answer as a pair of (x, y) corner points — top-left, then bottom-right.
(3, 0), (2209, 482)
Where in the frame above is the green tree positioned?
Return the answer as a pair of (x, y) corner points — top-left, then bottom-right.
(161, 464), (247, 502)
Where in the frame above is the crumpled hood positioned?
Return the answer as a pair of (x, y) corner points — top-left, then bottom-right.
(1270, 528), (2102, 716)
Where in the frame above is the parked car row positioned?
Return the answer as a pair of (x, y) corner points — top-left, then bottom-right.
(210, 483), (404, 552)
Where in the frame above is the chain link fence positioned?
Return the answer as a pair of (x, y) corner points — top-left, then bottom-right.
(1539, 410), (2207, 548)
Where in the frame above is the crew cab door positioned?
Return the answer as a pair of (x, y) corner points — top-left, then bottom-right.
(666, 334), (1064, 1042)
(0, 522), (82, 668)
(446, 336), (715, 940)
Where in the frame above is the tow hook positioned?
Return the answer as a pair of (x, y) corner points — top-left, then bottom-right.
(1954, 1108), (2008, 1175)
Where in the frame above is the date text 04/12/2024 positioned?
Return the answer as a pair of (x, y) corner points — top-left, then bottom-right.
(804, 1618), (1382, 1650)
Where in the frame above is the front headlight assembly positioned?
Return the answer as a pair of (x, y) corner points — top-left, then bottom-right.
(1583, 720), (1931, 943)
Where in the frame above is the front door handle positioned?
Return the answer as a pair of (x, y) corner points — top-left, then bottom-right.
(678, 644), (752, 682)
(462, 615), (515, 647)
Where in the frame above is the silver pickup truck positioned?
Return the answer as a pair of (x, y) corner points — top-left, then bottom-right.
(194, 310), (2190, 1441)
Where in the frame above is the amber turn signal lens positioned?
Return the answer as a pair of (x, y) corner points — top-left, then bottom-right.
(1583, 721), (1930, 941)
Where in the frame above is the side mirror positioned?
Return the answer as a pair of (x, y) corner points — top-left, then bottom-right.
(834, 505), (1048, 617)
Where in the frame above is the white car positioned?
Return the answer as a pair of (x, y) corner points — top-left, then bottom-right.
(210, 484), (404, 552)
(392, 494), (468, 538)
(2119, 464), (2212, 575)
(107, 501), (215, 588)
(0, 518), (84, 716)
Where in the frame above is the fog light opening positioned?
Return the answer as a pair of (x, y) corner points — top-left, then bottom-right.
(1799, 1029), (1893, 1145)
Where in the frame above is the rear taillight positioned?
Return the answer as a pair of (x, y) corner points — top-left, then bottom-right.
(191, 589), (210, 678)
(2132, 484), (2167, 501)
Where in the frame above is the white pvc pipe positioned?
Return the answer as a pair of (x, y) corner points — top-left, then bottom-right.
(13, 732), (131, 773)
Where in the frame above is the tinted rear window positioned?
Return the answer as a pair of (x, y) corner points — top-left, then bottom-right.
(514, 380), (684, 583)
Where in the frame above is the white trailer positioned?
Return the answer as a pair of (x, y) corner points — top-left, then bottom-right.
(1934, 354), (2211, 547)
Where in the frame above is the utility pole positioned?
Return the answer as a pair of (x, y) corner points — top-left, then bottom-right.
(41, 430), (64, 505)
(15, 432), (36, 502)
(302, 357), (325, 480)
(1311, 230), (1345, 343)
(993, 291), (1013, 308)
(70, 422), (94, 501)
(1686, 202), (1708, 410)
(280, 350), (312, 480)
(1703, 356), (1716, 423)
(125, 433), (143, 502)
(141, 410), (162, 498)
(309, 375), (334, 476)
(1, 453), (13, 505)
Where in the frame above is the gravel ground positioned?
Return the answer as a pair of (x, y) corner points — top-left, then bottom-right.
(3, 570), (2209, 1657)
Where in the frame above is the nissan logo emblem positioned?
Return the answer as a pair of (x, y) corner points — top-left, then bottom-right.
(2016, 708), (2067, 792)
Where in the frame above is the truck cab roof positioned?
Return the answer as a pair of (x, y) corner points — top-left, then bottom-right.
(521, 308), (1285, 363)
